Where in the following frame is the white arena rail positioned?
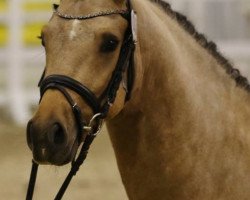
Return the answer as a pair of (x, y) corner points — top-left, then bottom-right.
(0, 0), (249, 124)
(6, 0), (29, 124)
(0, 0), (51, 124)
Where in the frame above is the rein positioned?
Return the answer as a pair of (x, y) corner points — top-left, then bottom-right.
(26, 2), (136, 200)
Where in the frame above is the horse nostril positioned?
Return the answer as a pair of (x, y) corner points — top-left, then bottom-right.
(48, 123), (65, 145)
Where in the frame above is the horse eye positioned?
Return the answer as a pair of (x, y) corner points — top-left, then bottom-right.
(37, 35), (45, 47)
(100, 34), (119, 53)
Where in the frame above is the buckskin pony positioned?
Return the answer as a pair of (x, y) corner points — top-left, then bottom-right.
(26, 0), (250, 199)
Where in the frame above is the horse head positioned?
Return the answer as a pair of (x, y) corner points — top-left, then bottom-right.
(26, 0), (134, 166)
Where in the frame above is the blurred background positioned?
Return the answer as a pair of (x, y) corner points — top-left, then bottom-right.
(0, 0), (250, 199)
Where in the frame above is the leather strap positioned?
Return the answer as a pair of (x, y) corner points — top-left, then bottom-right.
(26, 160), (38, 200)
(40, 84), (85, 141)
(40, 75), (100, 114)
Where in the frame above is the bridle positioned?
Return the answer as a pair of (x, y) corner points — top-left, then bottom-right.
(26, 1), (137, 200)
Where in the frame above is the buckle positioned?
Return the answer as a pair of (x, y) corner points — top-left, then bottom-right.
(83, 113), (104, 136)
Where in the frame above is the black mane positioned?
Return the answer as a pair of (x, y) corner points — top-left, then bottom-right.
(151, 0), (250, 92)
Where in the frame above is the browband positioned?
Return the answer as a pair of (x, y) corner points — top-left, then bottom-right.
(54, 7), (130, 21)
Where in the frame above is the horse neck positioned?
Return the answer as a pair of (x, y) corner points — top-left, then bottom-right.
(122, 0), (250, 131)
(107, 1), (250, 198)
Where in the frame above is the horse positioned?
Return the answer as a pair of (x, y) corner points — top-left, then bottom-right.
(26, 0), (250, 199)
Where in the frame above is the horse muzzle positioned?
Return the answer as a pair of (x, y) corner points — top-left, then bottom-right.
(26, 114), (79, 166)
